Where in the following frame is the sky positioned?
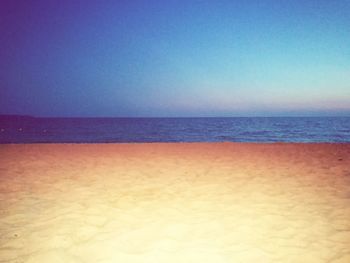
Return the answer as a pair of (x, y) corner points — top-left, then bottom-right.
(1, 0), (350, 117)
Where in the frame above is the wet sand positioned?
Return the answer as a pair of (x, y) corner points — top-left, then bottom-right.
(0, 143), (350, 262)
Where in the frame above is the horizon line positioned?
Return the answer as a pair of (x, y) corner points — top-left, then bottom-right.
(1, 115), (350, 119)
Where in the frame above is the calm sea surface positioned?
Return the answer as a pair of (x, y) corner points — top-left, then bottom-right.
(0, 117), (350, 143)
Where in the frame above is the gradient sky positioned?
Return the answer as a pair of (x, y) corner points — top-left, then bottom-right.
(1, 0), (350, 117)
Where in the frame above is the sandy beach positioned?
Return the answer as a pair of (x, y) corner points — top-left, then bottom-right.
(0, 143), (349, 262)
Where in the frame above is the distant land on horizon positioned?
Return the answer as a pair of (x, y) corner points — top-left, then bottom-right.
(0, 115), (36, 120)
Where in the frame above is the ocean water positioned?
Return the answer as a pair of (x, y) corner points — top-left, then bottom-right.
(0, 117), (350, 143)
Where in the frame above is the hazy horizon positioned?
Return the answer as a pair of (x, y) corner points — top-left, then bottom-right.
(1, 114), (350, 118)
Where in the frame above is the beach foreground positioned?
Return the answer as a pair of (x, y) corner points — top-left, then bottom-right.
(0, 143), (349, 263)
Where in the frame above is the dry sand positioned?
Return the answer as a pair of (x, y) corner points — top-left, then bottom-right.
(0, 143), (350, 263)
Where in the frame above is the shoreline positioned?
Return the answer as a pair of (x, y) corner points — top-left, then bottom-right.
(1, 141), (350, 145)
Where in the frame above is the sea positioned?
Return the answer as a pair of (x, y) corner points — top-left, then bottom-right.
(0, 116), (350, 143)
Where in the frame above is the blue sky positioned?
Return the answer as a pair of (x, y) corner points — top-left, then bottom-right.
(1, 0), (349, 116)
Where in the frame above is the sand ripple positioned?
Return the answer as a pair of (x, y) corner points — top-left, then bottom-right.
(0, 143), (349, 262)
